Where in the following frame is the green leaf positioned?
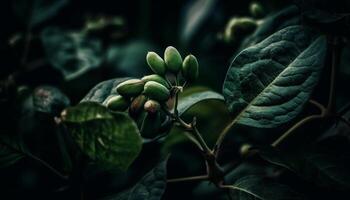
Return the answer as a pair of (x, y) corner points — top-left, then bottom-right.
(81, 78), (131, 104)
(228, 175), (304, 200)
(14, 0), (69, 27)
(61, 102), (142, 171)
(223, 25), (327, 128)
(41, 27), (103, 80)
(259, 146), (350, 190)
(178, 91), (225, 116)
(0, 136), (24, 168)
(32, 86), (70, 116)
(104, 158), (168, 200)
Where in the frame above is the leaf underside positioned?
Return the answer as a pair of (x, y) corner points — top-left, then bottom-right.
(223, 25), (327, 128)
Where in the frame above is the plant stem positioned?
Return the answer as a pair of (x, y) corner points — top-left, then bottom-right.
(167, 175), (208, 183)
(271, 115), (323, 147)
(327, 36), (341, 114)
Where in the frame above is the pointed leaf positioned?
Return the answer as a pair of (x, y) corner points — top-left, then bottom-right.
(223, 25), (327, 128)
(0, 136), (24, 168)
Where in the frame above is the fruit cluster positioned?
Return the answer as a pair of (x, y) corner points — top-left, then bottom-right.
(105, 46), (199, 138)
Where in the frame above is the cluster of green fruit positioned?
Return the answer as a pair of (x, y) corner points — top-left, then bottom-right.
(104, 46), (199, 138)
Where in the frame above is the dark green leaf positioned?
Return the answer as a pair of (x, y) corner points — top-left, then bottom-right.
(259, 147), (350, 190)
(178, 91), (224, 116)
(32, 86), (70, 116)
(61, 102), (142, 171)
(223, 25), (327, 128)
(14, 0), (68, 27)
(104, 158), (168, 200)
(81, 78), (131, 104)
(0, 136), (24, 168)
(228, 175), (304, 200)
(41, 27), (103, 80)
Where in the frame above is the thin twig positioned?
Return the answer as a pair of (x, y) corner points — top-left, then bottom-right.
(167, 175), (208, 183)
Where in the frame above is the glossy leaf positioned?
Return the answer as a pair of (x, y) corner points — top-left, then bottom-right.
(178, 91), (225, 116)
(61, 102), (142, 171)
(229, 175), (304, 200)
(104, 158), (168, 200)
(223, 25), (327, 128)
(41, 27), (103, 80)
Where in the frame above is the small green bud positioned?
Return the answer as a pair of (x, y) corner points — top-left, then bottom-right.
(239, 144), (253, 157)
(164, 46), (182, 73)
(182, 54), (199, 81)
(116, 79), (145, 97)
(106, 95), (129, 111)
(144, 81), (170, 101)
(249, 2), (265, 18)
(144, 99), (161, 114)
(224, 17), (257, 42)
(146, 52), (166, 75)
(141, 74), (170, 88)
(129, 95), (147, 116)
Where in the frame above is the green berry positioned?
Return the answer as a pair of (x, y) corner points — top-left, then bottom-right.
(106, 95), (129, 111)
(146, 52), (166, 75)
(164, 46), (182, 73)
(239, 144), (252, 157)
(224, 17), (257, 42)
(182, 54), (199, 82)
(144, 100), (161, 114)
(144, 81), (170, 102)
(249, 2), (265, 18)
(141, 74), (170, 88)
(116, 79), (145, 97)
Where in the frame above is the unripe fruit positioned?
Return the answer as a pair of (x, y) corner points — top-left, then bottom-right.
(129, 95), (147, 116)
(116, 79), (144, 97)
(182, 55), (199, 82)
(239, 144), (252, 157)
(106, 95), (129, 111)
(144, 81), (170, 101)
(141, 74), (170, 88)
(224, 17), (257, 42)
(141, 112), (161, 138)
(249, 2), (265, 18)
(164, 46), (182, 73)
(144, 100), (160, 114)
(146, 52), (166, 75)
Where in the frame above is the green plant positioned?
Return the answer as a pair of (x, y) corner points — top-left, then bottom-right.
(2, 1), (350, 199)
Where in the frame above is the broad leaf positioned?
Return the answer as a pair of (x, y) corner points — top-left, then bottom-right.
(178, 90), (225, 116)
(228, 175), (304, 200)
(81, 78), (131, 104)
(61, 102), (142, 171)
(104, 158), (168, 200)
(14, 0), (69, 28)
(259, 146), (350, 190)
(41, 27), (103, 80)
(223, 25), (327, 128)
(0, 136), (24, 168)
